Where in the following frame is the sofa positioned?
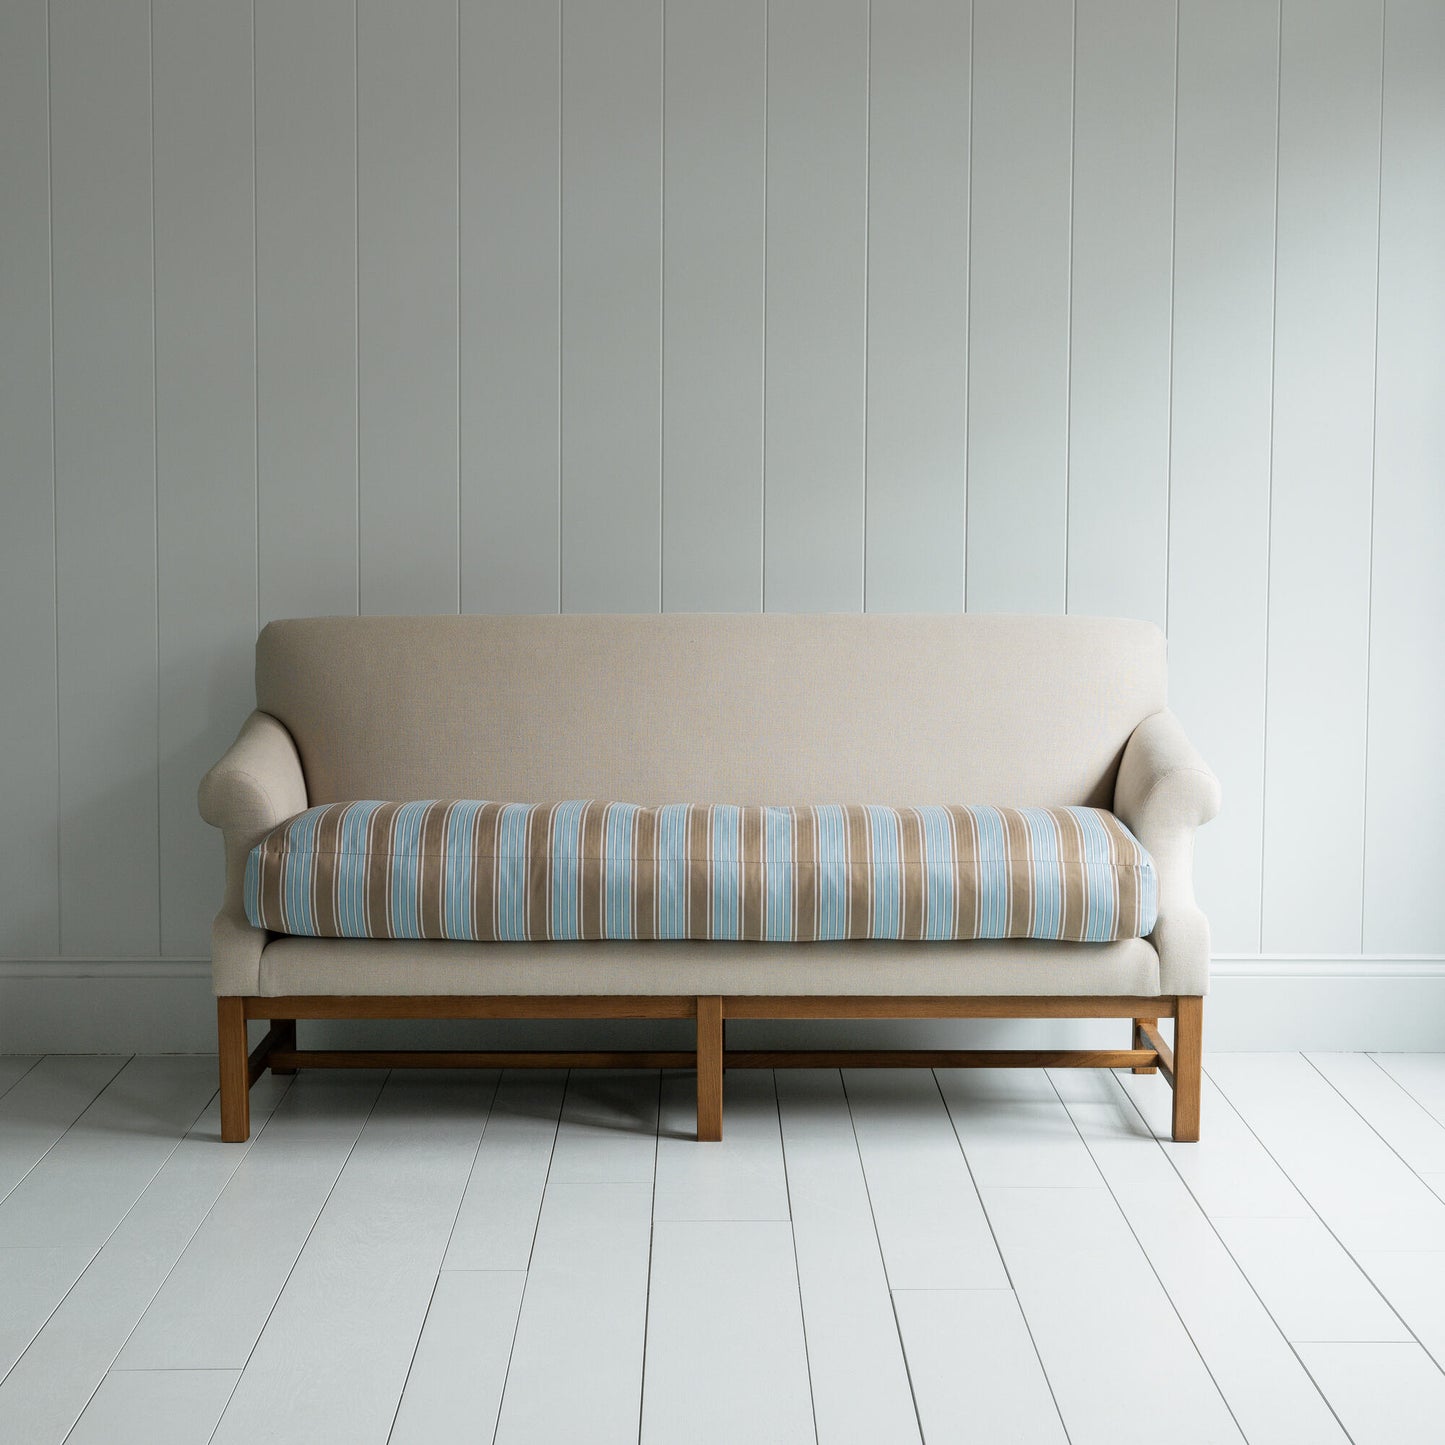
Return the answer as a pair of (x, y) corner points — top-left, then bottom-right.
(199, 613), (1219, 1143)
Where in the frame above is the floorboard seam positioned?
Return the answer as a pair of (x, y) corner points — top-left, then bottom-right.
(837, 1068), (933, 1445)
(1047, 1068), (1250, 1444)
(383, 1067), (503, 1445)
(203, 1068), (390, 1445)
(1108, 1063), (1364, 1442)
(773, 1068), (822, 1445)
(931, 1068), (1074, 1445)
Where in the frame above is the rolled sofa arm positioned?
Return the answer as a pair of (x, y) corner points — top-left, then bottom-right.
(198, 711), (308, 995)
(1114, 709), (1221, 998)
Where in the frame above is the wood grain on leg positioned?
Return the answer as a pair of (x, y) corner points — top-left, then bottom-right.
(1171, 996), (1203, 1142)
(696, 995), (723, 1142)
(218, 996), (251, 1143)
(1132, 1017), (1158, 1074)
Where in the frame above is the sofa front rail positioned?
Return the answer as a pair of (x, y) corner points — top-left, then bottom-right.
(217, 993), (1204, 1145)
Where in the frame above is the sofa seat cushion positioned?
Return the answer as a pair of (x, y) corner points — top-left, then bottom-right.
(245, 801), (1157, 945)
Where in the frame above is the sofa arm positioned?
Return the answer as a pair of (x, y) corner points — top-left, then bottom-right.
(198, 711), (308, 996)
(1115, 710), (1221, 998)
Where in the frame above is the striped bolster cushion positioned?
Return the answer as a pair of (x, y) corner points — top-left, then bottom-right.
(244, 802), (1157, 944)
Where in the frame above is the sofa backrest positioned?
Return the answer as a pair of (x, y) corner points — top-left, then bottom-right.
(255, 614), (1166, 809)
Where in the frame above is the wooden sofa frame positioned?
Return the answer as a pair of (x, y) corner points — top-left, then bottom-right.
(217, 991), (1202, 1144)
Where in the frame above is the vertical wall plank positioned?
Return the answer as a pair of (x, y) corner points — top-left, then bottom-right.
(256, 0), (359, 624)
(1364, 0), (1445, 953)
(661, 0), (766, 613)
(1262, 0), (1382, 953)
(50, 0), (158, 957)
(153, 0), (257, 957)
(1065, 0), (1175, 626)
(1168, 0), (1279, 955)
(965, 0), (1073, 613)
(863, 0), (971, 613)
(763, 0), (869, 613)
(460, 0), (561, 615)
(560, 0), (663, 613)
(357, 0), (459, 615)
(0, 1), (59, 957)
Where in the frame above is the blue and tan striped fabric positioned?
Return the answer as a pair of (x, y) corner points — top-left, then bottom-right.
(244, 802), (1157, 944)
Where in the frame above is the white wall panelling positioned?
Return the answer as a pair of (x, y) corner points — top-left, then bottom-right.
(1064, 0), (1175, 626)
(357, 0), (460, 614)
(662, 0), (766, 613)
(0, 0), (59, 957)
(560, 0), (663, 613)
(1363, 0), (1445, 953)
(255, 0), (360, 624)
(153, 0), (258, 957)
(3, 0), (1443, 1009)
(863, 0), (970, 612)
(49, 0), (160, 958)
(762, 0), (869, 613)
(965, 0), (1074, 613)
(460, 0), (562, 614)
(1166, 0), (1279, 954)
(1261, 0), (1384, 953)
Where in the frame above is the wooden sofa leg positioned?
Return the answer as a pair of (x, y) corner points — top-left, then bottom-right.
(696, 996), (723, 1142)
(218, 997), (251, 1143)
(269, 1019), (298, 1074)
(1172, 996), (1203, 1143)
(1131, 1017), (1158, 1074)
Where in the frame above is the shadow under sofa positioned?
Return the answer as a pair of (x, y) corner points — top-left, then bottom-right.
(199, 612), (1220, 1144)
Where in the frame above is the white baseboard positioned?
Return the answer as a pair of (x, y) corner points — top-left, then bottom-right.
(2, 955), (1443, 1054)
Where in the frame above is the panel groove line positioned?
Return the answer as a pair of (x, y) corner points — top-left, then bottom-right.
(0, 0), (60, 959)
(965, 0), (1073, 613)
(560, 0), (663, 614)
(1261, 0), (1385, 953)
(50, 0), (160, 958)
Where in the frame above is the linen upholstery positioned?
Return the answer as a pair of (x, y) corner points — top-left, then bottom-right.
(1115, 709), (1222, 996)
(244, 801), (1158, 944)
(199, 710), (308, 996)
(200, 613), (1214, 998)
(255, 614), (1167, 807)
(258, 935), (1163, 998)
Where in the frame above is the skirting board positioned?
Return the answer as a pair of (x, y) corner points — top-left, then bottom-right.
(2, 956), (1443, 1054)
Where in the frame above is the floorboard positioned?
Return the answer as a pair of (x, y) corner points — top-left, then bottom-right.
(894, 1289), (1066, 1445)
(0, 1053), (1439, 1444)
(387, 1270), (525, 1445)
(492, 1182), (655, 1445)
(1212, 1215), (1410, 1342)
(653, 1069), (789, 1222)
(0, 1079), (287, 1445)
(1208, 1052), (1445, 1252)
(1057, 1070), (1350, 1444)
(115, 1072), (388, 1369)
(844, 1069), (1007, 1289)
(208, 1073), (495, 1445)
(0, 1058), (41, 1102)
(1296, 1342), (1445, 1445)
(0, 1246), (94, 1380)
(63, 1368), (237, 1445)
(0, 1057), (218, 1247)
(0, 1055), (130, 1206)
(1308, 1052), (1445, 1175)
(980, 1185), (1246, 1445)
(641, 1220), (815, 1445)
(775, 1070), (921, 1445)
(441, 1069), (566, 1271)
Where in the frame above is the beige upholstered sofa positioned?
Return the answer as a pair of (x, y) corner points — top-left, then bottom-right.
(199, 614), (1219, 1143)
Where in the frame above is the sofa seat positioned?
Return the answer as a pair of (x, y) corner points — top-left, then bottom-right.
(257, 934), (1161, 998)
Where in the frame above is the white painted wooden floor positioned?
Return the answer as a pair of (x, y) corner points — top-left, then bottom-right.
(3, 1054), (1445, 1444)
